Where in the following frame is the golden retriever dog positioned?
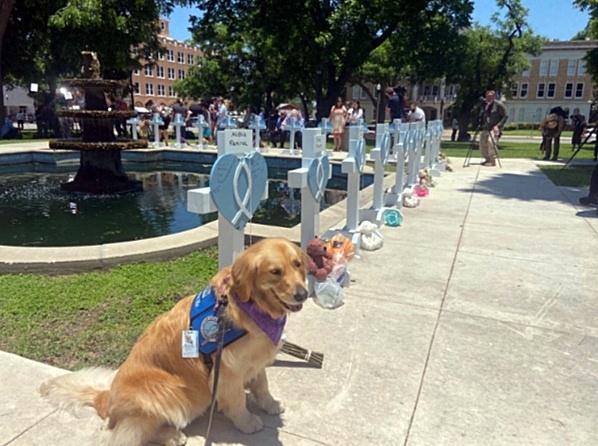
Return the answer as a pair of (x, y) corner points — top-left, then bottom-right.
(40, 237), (308, 446)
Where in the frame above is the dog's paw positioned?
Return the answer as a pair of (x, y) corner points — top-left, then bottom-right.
(165, 430), (187, 446)
(258, 396), (285, 415)
(233, 413), (264, 433)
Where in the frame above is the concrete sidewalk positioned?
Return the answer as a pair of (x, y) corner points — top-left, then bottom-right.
(1, 157), (597, 445)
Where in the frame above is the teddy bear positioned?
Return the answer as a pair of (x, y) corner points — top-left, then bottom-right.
(306, 237), (334, 281)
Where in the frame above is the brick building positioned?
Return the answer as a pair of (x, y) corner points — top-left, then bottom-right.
(131, 18), (202, 109)
(508, 40), (598, 123)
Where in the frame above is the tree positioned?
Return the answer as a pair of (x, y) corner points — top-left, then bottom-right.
(185, 0), (473, 120)
(0, 0), (17, 126)
(448, 0), (543, 136)
(0, 0), (188, 133)
(574, 0), (598, 83)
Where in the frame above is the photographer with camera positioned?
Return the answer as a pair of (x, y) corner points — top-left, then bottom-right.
(479, 90), (507, 166)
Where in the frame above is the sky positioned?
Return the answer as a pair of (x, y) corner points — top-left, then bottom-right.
(166, 1), (591, 43)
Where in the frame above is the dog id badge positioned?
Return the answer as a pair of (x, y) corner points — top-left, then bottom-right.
(182, 330), (199, 358)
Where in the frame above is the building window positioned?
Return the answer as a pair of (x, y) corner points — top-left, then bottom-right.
(158, 52), (165, 61)
(145, 83), (154, 95)
(178, 69), (185, 80)
(168, 50), (174, 62)
(567, 60), (576, 76)
(547, 83), (556, 98)
(157, 84), (165, 96)
(360, 88), (367, 100)
(564, 82), (573, 98)
(133, 68), (139, 75)
(169, 86), (175, 97)
(187, 54), (194, 65)
(549, 59), (558, 76)
(160, 21), (165, 31)
(521, 68), (530, 77)
(539, 60), (549, 76)
(156, 66), (164, 78)
(352, 86), (359, 100)
(578, 60), (586, 76)
(511, 82), (518, 98)
(144, 65), (153, 77)
(168, 68), (175, 80)
(134, 82), (139, 94)
(178, 52), (185, 63)
(575, 82), (584, 98)
(536, 83), (545, 98)
(520, 83), (528, 98)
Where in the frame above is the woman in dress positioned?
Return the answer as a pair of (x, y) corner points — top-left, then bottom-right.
(329, 97), (347, 151)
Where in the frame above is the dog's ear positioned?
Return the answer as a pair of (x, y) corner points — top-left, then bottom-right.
(231, 251), (257, 302)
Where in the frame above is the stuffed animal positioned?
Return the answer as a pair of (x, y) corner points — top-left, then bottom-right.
(306, 237), (334, 281)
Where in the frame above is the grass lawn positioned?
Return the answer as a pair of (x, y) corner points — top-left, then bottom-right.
(0, 134), (594, 371)
(0, 248), (219, 370)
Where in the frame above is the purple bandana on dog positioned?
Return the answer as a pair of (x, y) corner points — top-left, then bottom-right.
(235, 297), (287, 344)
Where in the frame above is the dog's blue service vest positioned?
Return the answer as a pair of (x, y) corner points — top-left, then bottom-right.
(190, 286), (246, 355)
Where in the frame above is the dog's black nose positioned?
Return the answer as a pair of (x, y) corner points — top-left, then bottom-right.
(294, 285), (309, 303)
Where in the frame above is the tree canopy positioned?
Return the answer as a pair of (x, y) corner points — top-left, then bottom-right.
(180, 0), (474, 119)
(574, 0), (598, 84)
(0, 0), (186, 127)
(448, 0), (543, 131)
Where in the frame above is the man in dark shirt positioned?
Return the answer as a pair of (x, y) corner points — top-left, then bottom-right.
(385, 87), (404, 122)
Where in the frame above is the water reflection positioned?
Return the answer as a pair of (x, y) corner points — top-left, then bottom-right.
(0, 168), (346, 247)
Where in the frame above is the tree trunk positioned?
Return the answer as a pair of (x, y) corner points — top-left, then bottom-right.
(0, 0), (17, 131)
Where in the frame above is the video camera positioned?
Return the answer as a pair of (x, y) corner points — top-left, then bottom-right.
(393, 85), (406, 96)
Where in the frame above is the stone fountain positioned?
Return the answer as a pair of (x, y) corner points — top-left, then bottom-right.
(49, 51), (147, 194)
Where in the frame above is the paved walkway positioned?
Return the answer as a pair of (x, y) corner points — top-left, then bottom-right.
(1, 156), (597, 445)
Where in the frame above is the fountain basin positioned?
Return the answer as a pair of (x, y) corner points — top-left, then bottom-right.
(0, 146), (384, 273)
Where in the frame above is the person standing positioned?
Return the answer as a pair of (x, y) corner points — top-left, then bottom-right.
(570, 108), (586, 153)
(540, 108), (565, 161)
(479, 90), (507, 166)
(16, 110), (25, 130)
(451, 117), (459, 142)
(579, 163), (598, 207)
(407, 102), (426, 123)
(347, 100), (363, 125)
(385, 87), (405, 124)
(329, 97), (347, 151)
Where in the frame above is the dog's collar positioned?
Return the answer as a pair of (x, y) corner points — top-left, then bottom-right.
(234, 295), (286, 345)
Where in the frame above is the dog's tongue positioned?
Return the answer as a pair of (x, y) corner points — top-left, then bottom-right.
(286, 303), (303, 312)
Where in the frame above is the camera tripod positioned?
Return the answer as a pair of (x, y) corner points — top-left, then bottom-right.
(562, 124), (597, 170)
(463, 126), (502, 168)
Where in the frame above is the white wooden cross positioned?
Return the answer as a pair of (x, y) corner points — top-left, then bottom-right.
(172, 113), (186, 148)
(248, 113), (266, 151)
(285, 116), (303, 156)
(341, 124), (367, 249)
(384, 121), (410, 207)
(187, 129), (268, 268)
(194, 115), (210, 150)
(149, 112), (163, 147)
(126, 116), (140, 140)
(360, 123), (398, 225)
(287, 128), (331, 250)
